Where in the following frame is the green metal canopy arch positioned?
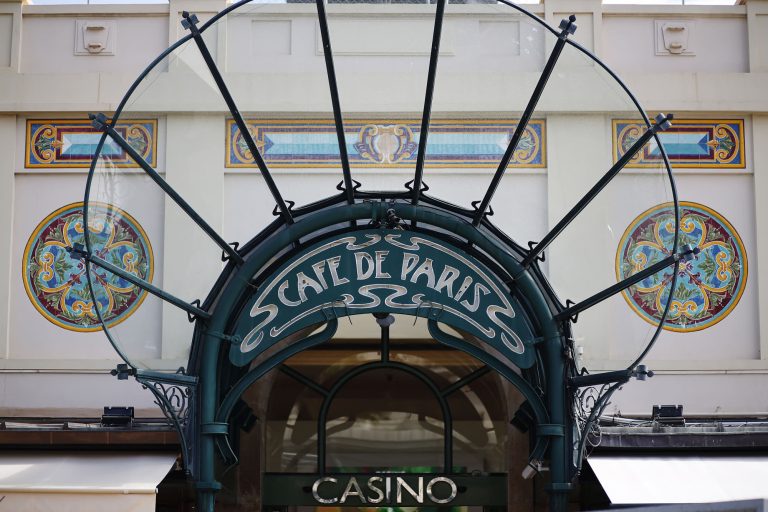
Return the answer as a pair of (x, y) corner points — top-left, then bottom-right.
(78, 0), (690, 510)
(200, 200), (566, 508)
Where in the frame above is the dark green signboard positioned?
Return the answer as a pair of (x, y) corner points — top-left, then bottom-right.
(262, 473), (508, 507)
(230, 230), (536, 368)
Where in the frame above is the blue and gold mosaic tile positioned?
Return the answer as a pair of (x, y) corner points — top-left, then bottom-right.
(22, 202), (154, 332)
(613, 119), (745, 168)
(26, 119), (158, 168)
(226, 119), (546, 168)
(616, 201), (747, 332)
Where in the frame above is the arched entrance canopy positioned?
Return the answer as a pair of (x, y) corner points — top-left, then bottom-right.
(203, 199), (558, 498)
(77, 0), (689, 510)
(207, 200), (560, 469)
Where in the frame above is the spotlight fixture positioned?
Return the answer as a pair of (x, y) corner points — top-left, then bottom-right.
(101, 406), (134, 427)
(652, 404), (684, 426)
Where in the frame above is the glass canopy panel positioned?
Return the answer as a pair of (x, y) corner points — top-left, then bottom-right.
(84, 152), (167, 368)
(423, 1), (547, 207)
(401, 0), (678, 371)
(222, 0), (343, 231)
(550, 164), (676, 371)
(86, 262), (168, 369)
(327, 1), (434, 192)
(527, 40), (677, 370)
(84, 0), (680, 377)
(86, 27), (242, 368)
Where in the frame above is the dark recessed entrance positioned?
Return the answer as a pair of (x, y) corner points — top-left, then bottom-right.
(216, 317), (525, 512)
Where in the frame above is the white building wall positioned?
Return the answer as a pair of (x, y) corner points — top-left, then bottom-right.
(0, 0), (766, 418)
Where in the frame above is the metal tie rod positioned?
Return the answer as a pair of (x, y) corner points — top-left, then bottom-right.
(522, 113), (673, 268)
(182, 11), (294, 225)
(70, 243), (211, 320)
(568, 365), (653, 388)
(89, 114), (244, 266)
(315, 0), (355, 205)
(473, 15), (577, 227)
(280, 365), (330, 397)
(411, 0), (447, 206)
(441, 366), (491, 397)
(554, 244), (698, 322)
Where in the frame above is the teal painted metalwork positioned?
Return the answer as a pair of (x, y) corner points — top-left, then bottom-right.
(427, 320), (551, 463)
(81, 4), (683, 512)
(197, 201), (570, 512)
(229, 229), (537, 369)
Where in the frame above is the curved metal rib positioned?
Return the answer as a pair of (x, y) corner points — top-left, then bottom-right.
(215, 320), (339, 425)
(411, 0), (447, 205)
(427, 319), (550, 464)
(472, 15), (577, 227)
(554, 244), (697, 322)
(182, 11), (294, 225)
(315, 0), (355, 205)
(80, 247), (211, 320)
(89, 116), (244, 266)
(316, 360), (453, 474)
(522, 113), (673, 268)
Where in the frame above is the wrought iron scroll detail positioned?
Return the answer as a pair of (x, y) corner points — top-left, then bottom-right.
(135, 369), (199, 476)
(574, 385), (607, 456)
(572, 381), (620, 470)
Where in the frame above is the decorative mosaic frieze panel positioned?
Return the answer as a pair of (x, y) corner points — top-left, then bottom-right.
(613, 119), (745, 168)
(22, 202), (154, 332)
(616, 201), (747, 332)
(26, 119), (158, 168)
(226, 119), (546, 168)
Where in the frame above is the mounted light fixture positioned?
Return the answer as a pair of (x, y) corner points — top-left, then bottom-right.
(101, 406), (134, 427)
(653, 405), (685, 426)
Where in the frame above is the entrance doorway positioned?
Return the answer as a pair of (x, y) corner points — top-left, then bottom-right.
(216, 315), (530, 512)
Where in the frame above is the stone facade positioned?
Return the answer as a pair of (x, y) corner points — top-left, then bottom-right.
(0, 0), (767, 429)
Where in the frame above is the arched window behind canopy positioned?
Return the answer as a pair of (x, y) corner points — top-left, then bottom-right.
(263, 336), (515, 475)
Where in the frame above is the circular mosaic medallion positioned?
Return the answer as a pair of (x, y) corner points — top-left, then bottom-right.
(22, 202), (154, 332)
(616, 201), (747, 332)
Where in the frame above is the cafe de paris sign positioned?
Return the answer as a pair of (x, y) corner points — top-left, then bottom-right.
(229, 230), (537, 369)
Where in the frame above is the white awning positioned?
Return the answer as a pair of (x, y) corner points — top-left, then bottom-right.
(0, 452), (177, 512)
(589, 455), (768, 505)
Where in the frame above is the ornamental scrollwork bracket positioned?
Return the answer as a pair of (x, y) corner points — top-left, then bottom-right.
(573, 384), (609, 462)
(570, 365), (654, 471)
(128, 367), (199, 476)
